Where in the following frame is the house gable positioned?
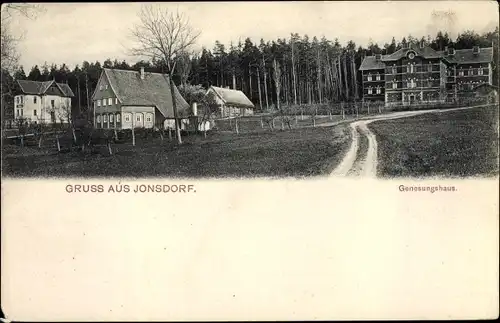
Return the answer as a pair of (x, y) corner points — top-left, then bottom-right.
(43, 82), (64, 97)
(92, 70), (120, 102)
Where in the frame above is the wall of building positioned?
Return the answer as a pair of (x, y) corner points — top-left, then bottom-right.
(14, 94), (71, 124)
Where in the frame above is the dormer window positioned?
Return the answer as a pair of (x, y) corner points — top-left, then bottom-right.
(392, 65), (397, 74)
(102, 98), (106, 106)
(97, 99), (101, 107)
(99, 85), (103, 91)
(409, 63), (414, 73)
(472, 46), (480, 54)
(367, 74), (372, 81)
(375, 54), (381, 61)
(392, 81), (397, 89)
(428, 63), (433, 72)
(408, 52), (415, 60)
(105, 84), (108, 90)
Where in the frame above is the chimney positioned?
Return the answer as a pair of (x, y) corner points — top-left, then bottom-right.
(447, 47), (455, 56)
(192, 102), (197, 116)
(140, 67), (145, 80)
(472, 46), (480, 55)
(420, 40), (425, 48)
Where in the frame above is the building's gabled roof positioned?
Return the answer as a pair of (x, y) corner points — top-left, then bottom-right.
(437, 47), (494, 64)
(16, 80), (75, 97)
(208, 86), (255, 108)
(101, 68), (190, 118)
(382, 43), (441, 61)
(359, 55), (388, 71)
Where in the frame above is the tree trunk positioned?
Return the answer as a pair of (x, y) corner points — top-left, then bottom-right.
(169, 77), (182, 144)
(342, 54), (350, 101)
(249, 64), (252, 101)
(291, 38), (298, 105)
(263, 64), (269, 110)
(232, 70), (236, 90)
(257, 67), (263, 110)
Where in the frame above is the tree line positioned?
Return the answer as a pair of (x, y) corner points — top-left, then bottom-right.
(4, 27), (498, 119)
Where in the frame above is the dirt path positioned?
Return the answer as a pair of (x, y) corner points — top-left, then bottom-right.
(330, 105), (492, 178)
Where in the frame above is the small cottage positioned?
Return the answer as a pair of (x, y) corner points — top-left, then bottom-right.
(206, 86), (255, 118)
(91, 67), (191, 130)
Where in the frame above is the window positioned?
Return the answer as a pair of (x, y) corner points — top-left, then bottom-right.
(103, 114), (108, 122)
(125, 114), (130, 122)
(97, 99), (101, 107)
(108, 98), (112, 105)
(409, 64), (414, 73)
(428, 63), (433, 72)
(459, 70), (464, 76)
(376, 74), (381, 81)
(100, 85), (103, 91)
(16, 97), (20, 104)
(110, 114), (114, 122)
(105, 84), (108, 90)
(136, 115), (141, 121)
(34, 97), (37, 103)
(21, 109), (23, 116)
(34, 109), (37, 116)
(392, 66), (397, 74)
(116, 114), (121, 122)
(102, 98), (106, 106)
(368, 87), (373, 95)
(97, 115), (101, 123)
(20, 96), (23, 103)
(16, 110), (19, 116)
(115, 98), (118, 104)
(463, 70), (468, 76)
(146, 115), (152, 122)
(51, 100), (55, 108)
(392, 82), (397, 89)
(367, 74), (372, 81)
(376, 87), (381, 94)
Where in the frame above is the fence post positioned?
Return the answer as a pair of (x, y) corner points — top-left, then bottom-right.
(312, 116), (316, 127)
(56, 135), (61, 152)
(260, 116), (264, 128)
(281, 117), (284, 131)
(272, 118), (275, 129)
(72, 128), (77, 143)
(108, 140), (113, 155)
(38, 134), (43, 148)
(20, 135), (24, 148)
(295, 114), (298, 126)
(132, 127), (136, 146)
(235, 117), (239, 134)
(114, 129), (118, 141)
(301, 108), (304, 120)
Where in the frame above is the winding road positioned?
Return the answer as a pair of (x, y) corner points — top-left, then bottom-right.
(330, 105), (490, 178)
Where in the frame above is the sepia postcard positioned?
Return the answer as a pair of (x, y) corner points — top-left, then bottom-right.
(1, 0), (499, 321)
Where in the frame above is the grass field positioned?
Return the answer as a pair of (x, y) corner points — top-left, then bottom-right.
(2, 124), (351, 178)
(369, 106), (499, 178)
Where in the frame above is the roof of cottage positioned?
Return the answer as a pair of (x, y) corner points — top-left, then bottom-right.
(100, 68), (190, 118)
(382, 43), (442, 62)
(208, 86), (255, 108)
(16, 80), (75, 97)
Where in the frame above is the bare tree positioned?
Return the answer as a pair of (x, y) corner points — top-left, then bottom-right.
(1, 4), (44, 73)
(128, 4), (201, 144)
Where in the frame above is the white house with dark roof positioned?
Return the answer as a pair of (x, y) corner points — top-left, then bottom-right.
(91, 67), (191, 130)
(14, 79), (74, 124)
(206, 86), (255, 118)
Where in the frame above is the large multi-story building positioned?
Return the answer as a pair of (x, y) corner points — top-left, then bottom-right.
(359, 41), (494, 106)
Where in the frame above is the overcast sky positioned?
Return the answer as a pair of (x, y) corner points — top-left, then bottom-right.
(6, 1), (499, 71)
